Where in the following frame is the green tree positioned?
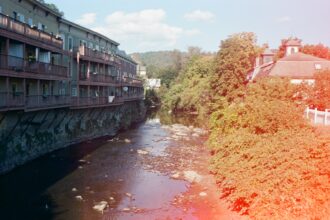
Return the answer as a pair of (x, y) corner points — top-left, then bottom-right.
(211, 32), (259, 104)
(36, 0), (64, 16)
(302, 43), (330, 60)
(309, 70), (330, 110)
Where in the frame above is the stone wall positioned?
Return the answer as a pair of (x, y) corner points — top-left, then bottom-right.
(0, 101), (146, 174)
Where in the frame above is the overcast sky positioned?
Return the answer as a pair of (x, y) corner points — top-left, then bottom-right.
(48, 0), (330, 53)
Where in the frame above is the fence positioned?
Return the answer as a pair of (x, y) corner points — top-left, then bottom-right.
(305, 107), (330, 125)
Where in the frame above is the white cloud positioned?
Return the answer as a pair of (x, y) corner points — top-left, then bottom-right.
(184, 10), (215, 22)
(277, 16), (292, 23)
(75, 13), (96, 26)
(92, 9), (199, 52)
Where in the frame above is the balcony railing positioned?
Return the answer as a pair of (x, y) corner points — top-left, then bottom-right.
(75, 46), (116, 64)
(0, 13), (62, 49)
(0, 93), (70, 110)
(0, 54), (68, 78)
(122, 76), (144, 86)
(0, 92), (24, 110)
(79, 72), (118, 84)
(71, 96), (123, 108)
(123, 94), (144, 101)
(26, 95), (70, 109)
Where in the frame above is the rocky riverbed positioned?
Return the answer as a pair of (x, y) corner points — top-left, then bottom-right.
(0, 116), (245, 220)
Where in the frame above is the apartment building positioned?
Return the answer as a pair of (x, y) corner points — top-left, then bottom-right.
(0, 0), (70, 112)
(0, 0), (144, 112)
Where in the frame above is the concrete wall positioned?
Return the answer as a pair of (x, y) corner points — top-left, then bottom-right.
(0, 101), (146, 174)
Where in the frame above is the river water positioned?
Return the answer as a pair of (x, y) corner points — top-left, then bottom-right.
(0, 111), (242, 220)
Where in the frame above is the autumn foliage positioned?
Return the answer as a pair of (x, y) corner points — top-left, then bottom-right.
(161, 33), (330, 219)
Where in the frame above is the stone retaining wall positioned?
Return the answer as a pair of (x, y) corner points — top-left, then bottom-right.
(0, 101), (146, 174)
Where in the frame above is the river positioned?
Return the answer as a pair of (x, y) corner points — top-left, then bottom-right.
(0, 111), (243, 220)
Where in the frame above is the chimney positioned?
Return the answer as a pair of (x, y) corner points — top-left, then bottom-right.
(261, 44), (274, 64)
(282, 38), (302, 56)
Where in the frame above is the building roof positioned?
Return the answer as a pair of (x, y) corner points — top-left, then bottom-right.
(116, 50), (137, 64)
(28, 0), (63, 17)
(251, 52), (330, 80)
(283, 39), (302, 47)
(279, 52), (328, 62)
(60, 19), (120, 46)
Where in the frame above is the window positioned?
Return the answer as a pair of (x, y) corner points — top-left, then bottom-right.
(37, 22), (42, 30)
(13, 11), (17, 20)
(17, 13), (25, 23)
(88, 42), (93, 49)
(26, 83), (30, 96)
(72, 87), (77, 96)
(12, 84), (17, 95)
(315, 64), (322, 70)
(27, 18), (33, 26)
(68, 37), (73, 51)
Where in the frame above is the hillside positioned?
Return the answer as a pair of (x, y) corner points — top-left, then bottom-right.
(131, 50), (184, 69)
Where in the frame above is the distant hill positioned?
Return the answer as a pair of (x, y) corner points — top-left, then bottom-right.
(130, 50), (184, 69)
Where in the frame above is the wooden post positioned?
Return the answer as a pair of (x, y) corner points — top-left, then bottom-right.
(37, 79), (40, 106)
(23, 78), (26, 106)
(6, 77), (9, 108)
(5, 38), (9, 68)
(314, 108), (318, 124)
(325, 109), (328, 126)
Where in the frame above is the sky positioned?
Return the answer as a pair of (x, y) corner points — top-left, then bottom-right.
(48, 0), (330, 53)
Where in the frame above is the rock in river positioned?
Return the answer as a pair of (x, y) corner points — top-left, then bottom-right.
(183, 171), (202, 183)
(137, 149), (149, 155)
(93, 201), (108, 213)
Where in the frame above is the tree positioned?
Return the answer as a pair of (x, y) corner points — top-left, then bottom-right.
(36, 0), (64, 16)
(308, 70), (330, 110)
(212, 32), (260, 103)
(302, 43), (330, 60)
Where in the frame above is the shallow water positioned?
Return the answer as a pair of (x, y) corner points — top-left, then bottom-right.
(0, 112), (235, 220)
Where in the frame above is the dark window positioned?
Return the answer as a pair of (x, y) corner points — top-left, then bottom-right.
(12, 84), (17, 95)
(26, 83), (30, 96)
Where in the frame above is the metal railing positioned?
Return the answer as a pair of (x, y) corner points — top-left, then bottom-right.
(0, 92), (24, 109)
(123, 94), (144, 101)
(0, 54), (68, 78)
(0, 93), (70, 110)
(122, 76), (144, 86)
(71, 96), (124, 107)
(75, 46), (116, 64)
(79, 72), (118, 83)
(26, 95), (70, 109)
(0, 13), (62, 49)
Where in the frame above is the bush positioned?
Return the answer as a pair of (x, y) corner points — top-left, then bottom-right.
(209, 77), (330, 219)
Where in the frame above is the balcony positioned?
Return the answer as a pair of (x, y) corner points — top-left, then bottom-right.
(26, 95), (70, 110)
(0, 13), (62, 49)
(122, 76), (144, 87)
(79, 72), (118, 84)
(0, 54), (68, 79)
(71, 96), (124, 109)
(75, 46), (116, 65)
(0, 93), (70, 111)
(0, 92), (24, 110)
(123, 94), (145, 102)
